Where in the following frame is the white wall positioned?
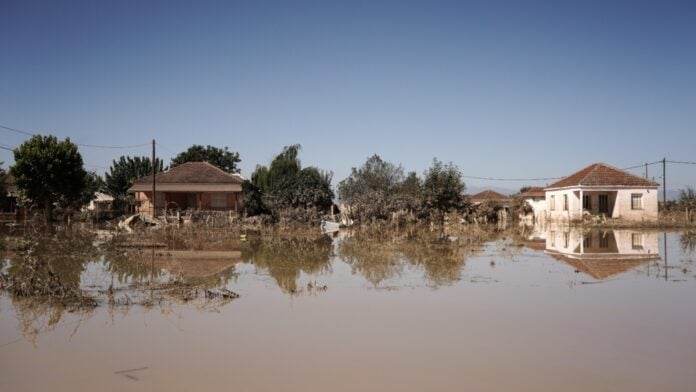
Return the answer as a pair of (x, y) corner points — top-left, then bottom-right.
(613, 189), (658, 221)
(545, 189), (582, 221)
(542, 187), (658, 222)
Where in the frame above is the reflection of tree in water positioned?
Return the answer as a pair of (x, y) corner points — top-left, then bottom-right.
(680, 231), (696, 254)
(0, 227), (241, 345)
(242, 236), (332, 294)
(1, 228), (98, 345)
(339, 227), (494, 287)
(339, 237), (403, 286)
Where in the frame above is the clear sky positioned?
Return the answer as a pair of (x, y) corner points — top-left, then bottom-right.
(1, 0), (695, 191)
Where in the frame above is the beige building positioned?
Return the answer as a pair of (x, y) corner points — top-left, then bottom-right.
(128, 162), (244, 215)
(543, 163), (659, 222)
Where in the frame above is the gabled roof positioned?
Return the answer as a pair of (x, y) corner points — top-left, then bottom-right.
(548, 253), (658, 280)
(520, 187), (545, 198)
(469, 190), (510, 202)
(131, 162), (243, 185)
(546, 163), (659, 190)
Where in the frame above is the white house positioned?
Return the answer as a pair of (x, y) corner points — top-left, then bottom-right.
(544, 163), (659, 222)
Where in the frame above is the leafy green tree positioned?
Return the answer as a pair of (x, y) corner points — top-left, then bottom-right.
(518, 186), (532, 195)
(242, 180), (269, 216)
(171, 145), (241, 173)
(0, 161), (6, 194)
(247, 145), (334, 215)
(281, 167), (334, 210)
(10, 135), (88, 222)
(422, 158), (465, 212)
(337, 154), (405, 202)
(104, 156), (164, 197)
(252, 144), (302, 193)
(398, 171), (422, 198)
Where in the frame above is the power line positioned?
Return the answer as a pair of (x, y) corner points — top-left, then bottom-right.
(0, 123), (150, 149)
(0, 124), (34, 136)
(667, 160), (696, 165)
(462, 161), (665, 182)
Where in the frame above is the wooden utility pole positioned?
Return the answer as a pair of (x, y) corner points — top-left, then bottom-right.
(662, 158), (667, 206)
(152, 139), (157, 218)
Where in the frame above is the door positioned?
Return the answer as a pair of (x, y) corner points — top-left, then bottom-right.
(583, 194), (592, 211)
(598, 194), (609, 214)
(187, 193), (198, 209)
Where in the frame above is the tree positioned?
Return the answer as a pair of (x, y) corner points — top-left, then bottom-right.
(422, 158), (466, 212)
(247, 145), (334, 216)
(518, 186), (532, 195)
(104, 156), (164, 197)
(678, 187), (696, 221)
(171, 145), (241, 173)
(252, 144), (301, 194)
(242, 180), (269, 216)
(337, 154), (405, 202)
(10, 135), (88, 222)
(0, 161), (6, 194)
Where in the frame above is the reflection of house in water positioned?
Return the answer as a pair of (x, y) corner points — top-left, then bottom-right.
(545, 229), (660, 279)
(153, 250), (241, 280)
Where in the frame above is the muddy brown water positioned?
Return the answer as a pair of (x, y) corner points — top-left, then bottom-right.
(1, 226), (695, 391)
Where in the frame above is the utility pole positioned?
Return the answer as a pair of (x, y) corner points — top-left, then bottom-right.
(644, 162), (648, 179)
(662, 158), (667, 207)
(152, 139), (157, 218)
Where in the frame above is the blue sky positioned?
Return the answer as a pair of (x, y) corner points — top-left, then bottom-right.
(1, 0), (695, 191)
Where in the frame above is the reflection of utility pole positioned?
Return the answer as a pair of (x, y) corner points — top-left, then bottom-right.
(664, 232), (668, 282)
(152, 139), (157, 218)
(662, 158), (667, 206)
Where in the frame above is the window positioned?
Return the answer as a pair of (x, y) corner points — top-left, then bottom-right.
(563, 194), (569, 211)
(211, 193), (227, 208)
(631, 193), (643, 210)
(632, 233), (644, 250)
(583, 195), (592, 210)
(550, 195), (556, 211)
(599, 234), (609, 249)
(598, 194), (609, 214)
(563, 232), (570, 248)
(550, 231), (556, 247)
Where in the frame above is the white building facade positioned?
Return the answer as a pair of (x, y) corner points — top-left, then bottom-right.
(542, 163), (660, 222)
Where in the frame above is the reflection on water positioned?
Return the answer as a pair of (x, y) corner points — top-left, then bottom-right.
(1, 224), (696, 391)
(544, 228), (660, 280)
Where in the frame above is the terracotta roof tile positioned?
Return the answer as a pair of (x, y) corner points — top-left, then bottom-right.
(546, 163), (659, 189)
(469, 190), (510, 202)
(132, 162), (243, 185)
(520, 187), (545, 198)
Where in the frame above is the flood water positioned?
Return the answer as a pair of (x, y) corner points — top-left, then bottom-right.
(1, 225), (695, 391)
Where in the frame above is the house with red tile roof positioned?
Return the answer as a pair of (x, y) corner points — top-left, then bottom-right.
(543, 163), (659, 221)
(128, 162), (244, 215)
(469, 190), (511, 206)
